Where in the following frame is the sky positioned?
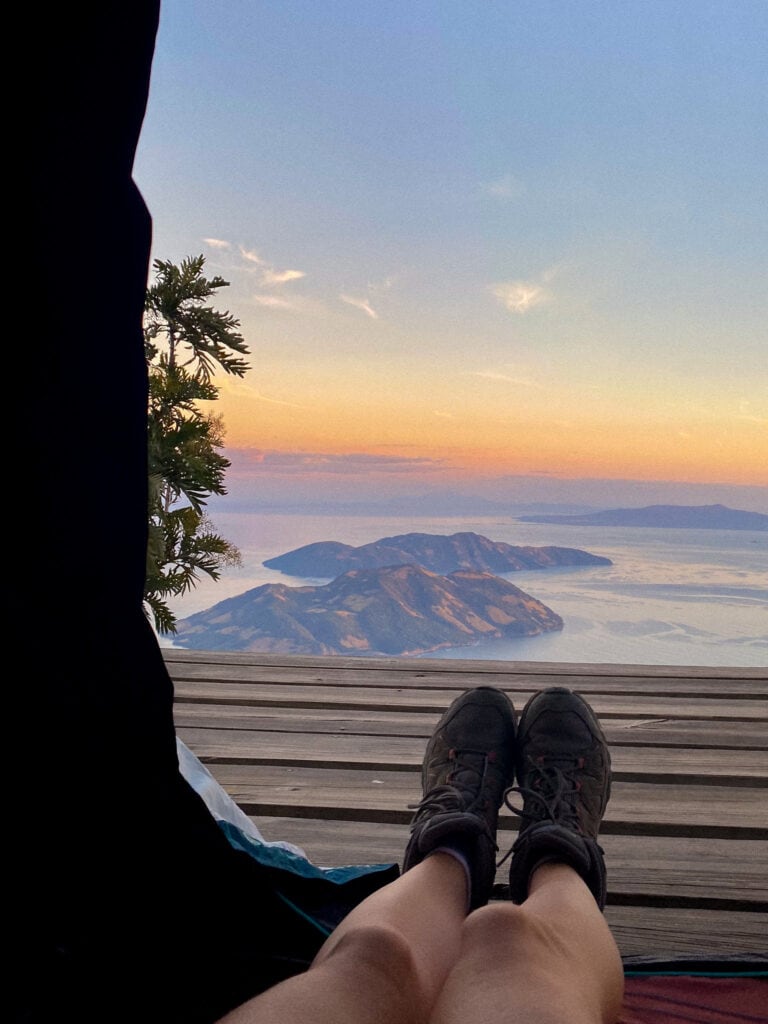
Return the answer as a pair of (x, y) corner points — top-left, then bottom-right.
(134, 0), (767, 512)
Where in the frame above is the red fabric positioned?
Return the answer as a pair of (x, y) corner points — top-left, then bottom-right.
(619, 976), (768, 1023)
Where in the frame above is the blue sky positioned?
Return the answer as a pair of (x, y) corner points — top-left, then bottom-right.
(134, 1), (767, 510)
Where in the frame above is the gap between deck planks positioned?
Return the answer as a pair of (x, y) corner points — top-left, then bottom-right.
(253, 818), (768, 906)
(173, 703), (768, 750)
(167, 663), (767, 699)
(175, 723), (768, 784)
(193, 762), (767, 839)
(172, 681), (768, 721)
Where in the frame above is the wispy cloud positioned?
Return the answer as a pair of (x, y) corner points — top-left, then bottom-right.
(251, 295), (296, 309)
(206, 238), (399, 322)
(217, 378), (308, 408)
(339, 277), (394, 320)
(340, 293), (379, 319)
(239, 245), (264, 265)
(237, 245), (306, 289)
(248, 391), (307, 409)
(491, 279), (550, 314)
(261, 268), (305, 286)
(470, 370), (541, 388)
(433, 410), (455, 419)
(229, 449), (444, 475)
(481, 174), (525, 200)
(215, 242), (309, 303)
(251, 293), (327, 315)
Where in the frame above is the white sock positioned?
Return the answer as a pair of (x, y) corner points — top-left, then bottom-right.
(428, 845), (473, 912)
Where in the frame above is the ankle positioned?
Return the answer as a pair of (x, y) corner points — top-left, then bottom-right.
(528, 859), (585, 895)
(429, 843), (474, 911)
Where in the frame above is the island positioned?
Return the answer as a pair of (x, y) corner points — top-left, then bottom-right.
(516, 503), (767, 530)
(173, 563), (564, 657)
(263, 530), (612, 578)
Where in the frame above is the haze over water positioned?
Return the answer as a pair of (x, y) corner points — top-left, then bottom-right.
(164, 513), (767, 668)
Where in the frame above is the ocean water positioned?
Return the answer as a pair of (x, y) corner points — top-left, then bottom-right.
(163, 513), (767, 668)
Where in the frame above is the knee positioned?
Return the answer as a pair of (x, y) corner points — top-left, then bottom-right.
(335, 922), (417, 977)
(462, 903), (528, 951)
(460, 902), (566, 964)
(320, 924), (426, 1021)
(460, 902), (624, 1023)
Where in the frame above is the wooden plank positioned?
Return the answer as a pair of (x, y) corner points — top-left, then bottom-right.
(173, 703), (768, 750)
(163, 649), (767, 681)
(194, 763), (768, 837)
(166, 660), (768, 697)
(252, 818), (768, 907)
(604, 906), (768, 956)
(603, 718), (768, 750)
(603, 835), (768, 908)
(176, 726), (768, 785)
(172, 681), (768, 720)
(165, 653), (767, 956)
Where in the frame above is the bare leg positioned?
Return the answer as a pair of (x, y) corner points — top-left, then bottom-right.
(430, 863), (624, 1024)
(219, 852), (468, 1024)
(220, 688), (623, 1024)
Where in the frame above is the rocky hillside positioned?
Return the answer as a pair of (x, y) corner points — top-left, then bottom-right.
(263, 530), (612, 578)
(174, 563), (563, 656)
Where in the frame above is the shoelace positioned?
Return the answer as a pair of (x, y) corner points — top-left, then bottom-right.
(495, 756), (582, 868)
(504, 756), (583, 826)
(408, 747), (496, 837)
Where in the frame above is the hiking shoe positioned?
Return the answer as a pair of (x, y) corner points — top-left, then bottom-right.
(505, 687), (611, 909)
(403, 686), (516, 910)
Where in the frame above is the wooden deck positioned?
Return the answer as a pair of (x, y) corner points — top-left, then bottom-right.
(165, 650), (768, 959)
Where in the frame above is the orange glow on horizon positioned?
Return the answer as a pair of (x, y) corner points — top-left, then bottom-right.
(215, 405), (767, 489)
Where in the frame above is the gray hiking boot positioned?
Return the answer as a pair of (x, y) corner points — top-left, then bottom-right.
(505, 687), (611, 909)
(403, 686), (516, 910)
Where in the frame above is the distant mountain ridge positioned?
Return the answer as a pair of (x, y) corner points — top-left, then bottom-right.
(174, 563), (564, 657)
(263, 530), (612, 578)
(516, 503), (767, 530)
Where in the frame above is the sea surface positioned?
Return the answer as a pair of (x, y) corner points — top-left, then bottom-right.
(163, 513), (767, 668)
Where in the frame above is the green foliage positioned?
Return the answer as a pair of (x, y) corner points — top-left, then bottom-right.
(144, 255), (251, 378)
(144, 255), (250, 634)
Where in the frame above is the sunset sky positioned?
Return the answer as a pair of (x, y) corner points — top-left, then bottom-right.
(134, 1), (767, 510)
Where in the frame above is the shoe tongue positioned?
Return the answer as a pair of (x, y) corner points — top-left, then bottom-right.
(452, 751), (487, 790)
